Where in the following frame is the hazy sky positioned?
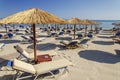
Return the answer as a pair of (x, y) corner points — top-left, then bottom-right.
(0, 0), (120, 20)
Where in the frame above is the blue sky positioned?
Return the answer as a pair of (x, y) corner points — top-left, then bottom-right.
(0, 0), (120, 20)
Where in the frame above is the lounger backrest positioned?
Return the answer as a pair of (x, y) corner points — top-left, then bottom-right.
(16, 29), (19, 32)
(8, 33), (13, 38)
(0, 43), (5, 49)
(78, 34), (83, 37)
(116, 32), (120, 36)
(34, 58), (72, 74)
(0, 34), (3, 38)
(23, 50), (30, 58)
(13, 59), (36, 74)
(60, 41), (69, 45)
(87, 33), (93, 38)
(15, 45), (23, 53)
(9, 30), (12, 32)
(24, 36), (31, 39)
(21, 35), (30, 40)
(25, 30), (31, 33)
(15, 45), (30, 59)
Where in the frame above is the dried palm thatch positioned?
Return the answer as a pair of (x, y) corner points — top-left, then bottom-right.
(67, 18), (82, 24)
(0, 8), (66, 24)
(81, 19), (92, 25)
(81, 19), (100, 25)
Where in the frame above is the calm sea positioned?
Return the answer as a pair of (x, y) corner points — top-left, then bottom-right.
(94, 20), (120, 29)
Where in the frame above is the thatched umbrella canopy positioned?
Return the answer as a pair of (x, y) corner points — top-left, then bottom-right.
(67, 18), (82, 24)
(0, 8), (65, 24)
(81, 20), (91, 25)
(67, 18), (82, 39)
(0, 8), (66, 62)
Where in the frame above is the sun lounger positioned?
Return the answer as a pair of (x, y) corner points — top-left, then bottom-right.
(9, 29), (13, 32)
(30, 36), (46, 42)
(0, 34), (3, 39)
(12, 58), (72, 80)
(0, 43), (5, 49)
(113, 37), (120, 43)
(60, 40), (79, 49)
(25, 30), (32, 35)
(77, 33), (84, 39)
(59, 32), (64, 35)
(21, 35), (46, 44)
(47, 31), (64, 37)
(7, 33), (15, 38)
(14, 45), (57, 61)
(79, 39), (89, 48)
(87, 33), (93, 40)
(21, 35), (33, 43)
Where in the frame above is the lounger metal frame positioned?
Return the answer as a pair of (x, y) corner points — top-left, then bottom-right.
(13, 66), (68, 80)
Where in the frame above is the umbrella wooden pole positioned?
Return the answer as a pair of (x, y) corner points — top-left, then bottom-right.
(84, 25), (87, 37)
(74, 24), (76, 39)
(79, 25), (81, 29)
(5, 24), (7, 33)
(91, 25), (93, 31)
(55, 24), (57, 32)
(32, 24), (37, 62)
(67, 24), (68, 28)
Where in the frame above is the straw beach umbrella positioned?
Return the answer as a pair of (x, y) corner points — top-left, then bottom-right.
(81, 19), (99, 36)
(82, 20), (100, 36)
(67, 18), (82, 39)
(0, 8), (66, 62)
(80, 20), (91, 36)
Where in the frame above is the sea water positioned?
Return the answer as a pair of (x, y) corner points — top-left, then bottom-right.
(95, 20), (120, 29)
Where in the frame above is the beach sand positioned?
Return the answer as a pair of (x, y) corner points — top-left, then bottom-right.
(0, 29), (120, 80)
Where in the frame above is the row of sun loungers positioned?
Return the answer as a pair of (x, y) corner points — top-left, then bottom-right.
(21, 35), (46, 44)
(0, 33), (16, 39)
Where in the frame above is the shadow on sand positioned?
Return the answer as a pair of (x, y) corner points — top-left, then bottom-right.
(97, 36), (112, 39)
(92, 41), (114, 45)
(55, 37), (72, 41)
(0, 58), (8, 68)
(0, 53), (19, 69)
(78, 50), (120, 64)
(0, 74), (14, 80)
(27, 43), (57, 51)
(0, 40), (20, 44)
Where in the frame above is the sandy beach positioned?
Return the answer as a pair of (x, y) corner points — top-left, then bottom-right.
(0, 28), (120, 80)
(1, 0), (120, 80)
